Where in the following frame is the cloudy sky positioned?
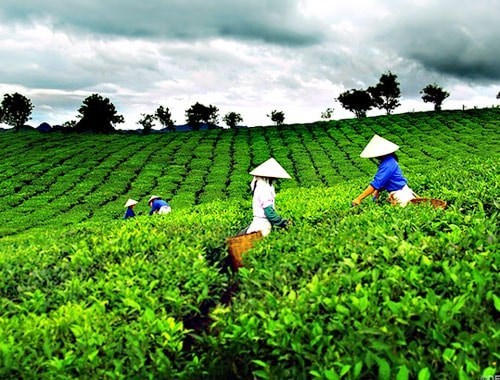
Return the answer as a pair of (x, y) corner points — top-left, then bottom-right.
(1, 0), (499, 129)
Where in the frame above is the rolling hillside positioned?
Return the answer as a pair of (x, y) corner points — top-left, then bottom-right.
(0, 108), (498, 379)
(0, 108), (498, 236)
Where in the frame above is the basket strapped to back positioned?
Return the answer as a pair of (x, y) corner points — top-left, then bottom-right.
(227, 231), (263, 271)
(409, 197), (447, 209)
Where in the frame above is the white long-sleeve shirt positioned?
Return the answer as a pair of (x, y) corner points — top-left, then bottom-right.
(251, 177), (276, 218)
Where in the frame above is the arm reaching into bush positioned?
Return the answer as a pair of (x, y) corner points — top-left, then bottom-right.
(352, 185), (376, 206)
(263, 205), (288, 228)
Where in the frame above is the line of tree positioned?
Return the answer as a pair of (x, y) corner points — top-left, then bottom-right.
(336, 72), (453, 118)
(1, 82), (498, 132)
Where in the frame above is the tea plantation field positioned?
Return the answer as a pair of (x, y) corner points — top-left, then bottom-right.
(0, 108), (498, 379)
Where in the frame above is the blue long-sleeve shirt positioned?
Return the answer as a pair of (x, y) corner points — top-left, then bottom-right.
(370, 155), (408, 192)
(124, 208), (135, 219)
(149, 199), (170, 215)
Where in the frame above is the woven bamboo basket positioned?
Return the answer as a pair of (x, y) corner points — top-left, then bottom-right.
(409, 197), (447, 209)
(227, 231), (263, 270)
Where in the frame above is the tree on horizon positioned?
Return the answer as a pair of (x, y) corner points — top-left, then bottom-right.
(62, 120), (77, 129)
(155, 106), (175, 132)
(75, 94), (124, 133)
(420, 84), (450, 111)
(137, 113), (155, 135)
(223, 112), (243, 129)
(267, 110), (285, 125)
(0, 92), (34, 132)
(321, 107), (334, 120)
(185, 102), (219, 131)
(368, 71), (401, 115)
(337, 89), (373, 118)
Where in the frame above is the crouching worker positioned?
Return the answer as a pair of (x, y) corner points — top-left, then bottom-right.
(244, 158), (291, 237)
(124, 198), (138, 219)
(352, 134), (416, 207)
(148, 195), (171, 215)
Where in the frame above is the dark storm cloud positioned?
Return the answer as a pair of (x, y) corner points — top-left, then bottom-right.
(377, 1), (500, 82)
(0, 0), (326, 46)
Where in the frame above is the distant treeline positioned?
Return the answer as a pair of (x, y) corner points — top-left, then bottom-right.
(1, 74), (499, 133)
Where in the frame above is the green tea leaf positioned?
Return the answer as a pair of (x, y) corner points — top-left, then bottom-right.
(353, 361), (363, 378)
(253, 369), (270, 380)
(88, 349), (99, 362)
(335, 304), (350, 315)
(252, 360), (269, 368)
(123, 298), (141, 311)
(396, 365), (409, 380)
(442, 348), (455, 362)
(340, 364), (351, 376)
(324, 368), (339, 380)
(493, 294), (500, 312)
(377, 358), (391, 380)
(310, 370), (322, 378)
(418, 367), (431, 380)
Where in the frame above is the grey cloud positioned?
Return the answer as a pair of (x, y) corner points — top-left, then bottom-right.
(405, 28), (500, 81)
(0, 0), (326, 46)
(0, 33), (165, 93)
(376, 1), (500, 82)
(0, 55), (93, 91)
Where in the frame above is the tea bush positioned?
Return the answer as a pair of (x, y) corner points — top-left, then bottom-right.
(0, 108), (498, 378)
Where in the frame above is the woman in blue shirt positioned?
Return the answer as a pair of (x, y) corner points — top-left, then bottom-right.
(352, 135), (416, 206)
(148, 195), (171, 215)
(123, 199), (138, 219)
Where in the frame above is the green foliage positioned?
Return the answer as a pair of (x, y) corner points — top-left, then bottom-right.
(337, 89), (373, 118)
(368, 71), (401, 115)
(223, 111), (243, 129)
(185, 102), (219, 130)
(0, 108), (499, 378)
(75, 93), (124, 133)
(137, 113), (155, 135)
(0, 92), (34, 132)
(420, 84), (450, 111)
(208, 177), (498, 378)
(321, 107), (334, 120)
(267, 110), (285, 125)
(0, 209), (240, 378)
(155, 105), (175, 132)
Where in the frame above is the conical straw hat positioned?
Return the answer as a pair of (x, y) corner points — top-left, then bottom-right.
(360, 134), (399, 158)
(249, 158), (291, 179)
(124, 198), (138, 207)
(148, 195), (161, 203)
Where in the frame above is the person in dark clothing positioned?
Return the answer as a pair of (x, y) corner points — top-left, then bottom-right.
(123, 199), (138, 219)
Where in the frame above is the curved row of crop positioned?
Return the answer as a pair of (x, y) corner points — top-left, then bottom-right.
(1, 108), (499, 236)
(225, 128), (253, 199)
(0, 155), (497, 378)
(0, 136), (146, 235)
(0, 135), (86, 200)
